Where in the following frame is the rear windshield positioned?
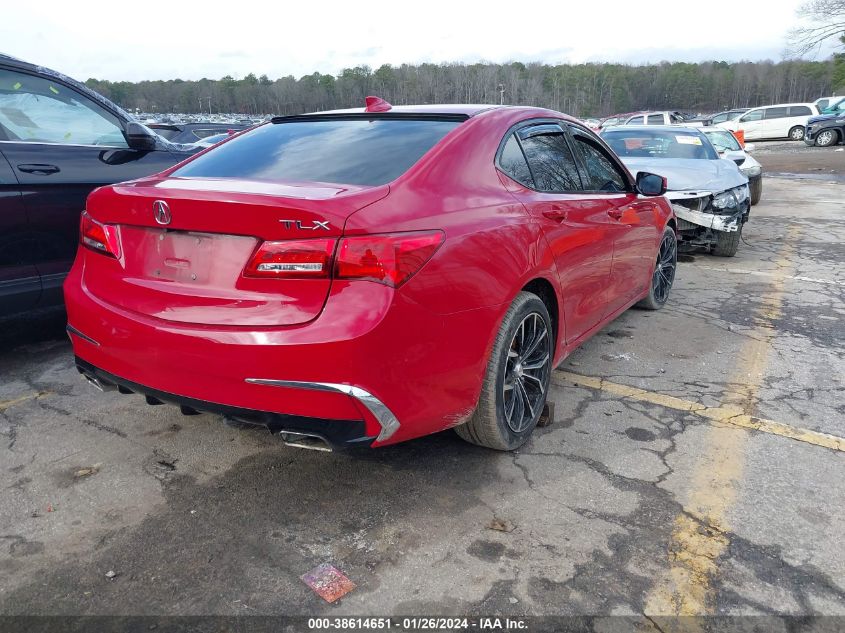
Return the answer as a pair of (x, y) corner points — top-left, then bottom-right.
(602, 129), (718, 160)
(173, 117), (462, 186)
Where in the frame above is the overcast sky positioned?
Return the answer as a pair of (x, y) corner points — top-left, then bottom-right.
(0, 0), (833, 82)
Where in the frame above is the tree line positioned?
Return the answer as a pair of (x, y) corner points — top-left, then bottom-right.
(84, 58), (845, 118)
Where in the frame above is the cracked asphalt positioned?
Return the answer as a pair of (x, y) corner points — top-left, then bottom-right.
(0, 177), (843, 620)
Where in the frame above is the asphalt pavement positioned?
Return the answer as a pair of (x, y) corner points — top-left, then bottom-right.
(0, 177), (843, 623)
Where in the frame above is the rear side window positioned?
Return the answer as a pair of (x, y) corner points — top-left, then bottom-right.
(572, 135), (628, 192)
(765, 107), (789, 119)
(517, 125), (582, 193)
(647, 114), (664, 124)
(499, 134), (534, 187)
(174, 117), (462, 186)
(789, 105), (811, 116)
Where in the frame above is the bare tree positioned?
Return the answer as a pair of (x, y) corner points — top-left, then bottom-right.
(788, 0), (845, 57)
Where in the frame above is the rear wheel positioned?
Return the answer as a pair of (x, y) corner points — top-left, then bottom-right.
(455, 292), (553, 451)
(815, 129), (840, 147)
(788, 126), (805, 141)
(713, 225), (742, 257)
(637, 227), (676, 310)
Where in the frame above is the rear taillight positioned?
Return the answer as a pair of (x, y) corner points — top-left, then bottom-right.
(243, 238), (336, 278)
(242, 231), (444, 286)
(335, 231), (444, 287)
(80, 212), (121, 258)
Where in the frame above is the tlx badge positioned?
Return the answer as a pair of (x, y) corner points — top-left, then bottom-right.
(279, 219), (331, 231)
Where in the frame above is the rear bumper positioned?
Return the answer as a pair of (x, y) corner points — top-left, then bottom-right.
(74, 355), (375, 450)
(65, 258), (503, 446)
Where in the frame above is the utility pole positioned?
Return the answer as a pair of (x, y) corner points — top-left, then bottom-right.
(498, 84), (505, 105)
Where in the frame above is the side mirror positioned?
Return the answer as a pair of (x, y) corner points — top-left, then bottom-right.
(124, 122), (158, 151)
(636, 172), (667, 196)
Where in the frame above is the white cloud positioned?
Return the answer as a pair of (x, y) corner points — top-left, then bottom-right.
(0, 0), (830, 81)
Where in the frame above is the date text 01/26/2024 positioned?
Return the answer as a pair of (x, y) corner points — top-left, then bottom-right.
(307, 617), (529, 630)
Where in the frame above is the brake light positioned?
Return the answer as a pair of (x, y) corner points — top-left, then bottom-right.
(80, 212), (121, 258)
(335, 231), (444, 287)
(244, 238), (336, 278)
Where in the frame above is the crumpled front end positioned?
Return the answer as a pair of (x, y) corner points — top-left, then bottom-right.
(667, 183), (751, 248)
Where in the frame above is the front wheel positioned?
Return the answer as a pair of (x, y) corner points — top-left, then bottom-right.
(712, 225), (742, 257)
(815, 129), (840, 147)
(749, 176), (763, 206)
(455, 292), (553, 451)
(637, 227), (677, 310)
(789, 126), (805, 141)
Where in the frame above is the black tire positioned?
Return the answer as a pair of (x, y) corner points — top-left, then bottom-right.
(815, 129), (840, 147)
(637, 226), (677, 310)
(455, 292), (553, 451)
(749, 177), (763, 206)
(788, 126), (805, 141)
(713, 225), (742, 257)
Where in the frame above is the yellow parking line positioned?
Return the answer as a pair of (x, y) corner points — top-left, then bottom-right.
(552, 372), (845, 453)
(554, 223), (810, 619)
(0, 392), (47, 412)
(692, 264), (844, 287)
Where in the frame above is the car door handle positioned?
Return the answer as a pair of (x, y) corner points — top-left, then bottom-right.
(542, 209), (568, 221)
(18, 164), (60, 175)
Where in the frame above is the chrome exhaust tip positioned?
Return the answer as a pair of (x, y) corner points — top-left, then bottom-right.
(277, 431), (333, 452)
(81, 373), (113, 392)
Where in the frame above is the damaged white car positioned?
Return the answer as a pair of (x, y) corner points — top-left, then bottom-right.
(601, 126), (749, 257)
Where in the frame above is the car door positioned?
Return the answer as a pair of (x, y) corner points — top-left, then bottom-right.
(0, 149), (40, 316)
(762, 106), (789, 139)
(737, 108), (764, 139)
(0, 66), (182, 307)
(496, 121), (616, 344)
(567, 126), (659, 316)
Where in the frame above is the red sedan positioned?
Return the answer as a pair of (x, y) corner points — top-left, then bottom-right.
(65, 99), (676, 451)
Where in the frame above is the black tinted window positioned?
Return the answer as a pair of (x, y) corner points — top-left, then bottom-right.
(765, 107), (789, 119)
(647, 114), (663, 124)
(518, 126), (582, 192)
(572, 135), (627, 192)
(174, 118), (461, 186)
(789, 105), (811, 116)
(499, 134), (533, 187)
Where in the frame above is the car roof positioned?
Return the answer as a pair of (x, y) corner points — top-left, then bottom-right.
(746, 103), (814, 109)
(305, 103), (502, 117)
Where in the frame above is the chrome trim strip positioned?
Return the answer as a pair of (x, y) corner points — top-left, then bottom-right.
(244, 378), (400, 442)
(66, 324), (100, 347)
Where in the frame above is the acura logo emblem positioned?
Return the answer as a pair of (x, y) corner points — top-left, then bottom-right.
(153, 200), (171, 225)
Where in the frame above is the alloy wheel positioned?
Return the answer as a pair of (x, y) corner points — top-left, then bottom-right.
(817, 130), (835, 146)
(652, 232), (677, 304)
(503, 313), (551, 433)
(790, 127), (805, 140)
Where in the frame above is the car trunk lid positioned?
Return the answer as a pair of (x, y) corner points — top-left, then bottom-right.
(83, 177), (389, 327)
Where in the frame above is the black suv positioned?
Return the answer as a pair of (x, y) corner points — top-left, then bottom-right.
(0, 54), (200, 317)
(804, 100), (845, 147)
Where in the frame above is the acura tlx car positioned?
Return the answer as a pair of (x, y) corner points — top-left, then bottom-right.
(65, 98), (677, 452)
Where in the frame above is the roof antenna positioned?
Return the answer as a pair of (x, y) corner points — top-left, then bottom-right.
(365, 96), (392, 112)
